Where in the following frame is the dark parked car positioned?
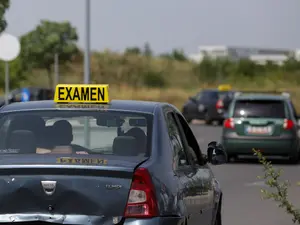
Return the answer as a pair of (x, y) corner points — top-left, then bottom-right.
(0, 100), (226, 225)
(0, 87), (54, 107)
(182, 88), (236, 125)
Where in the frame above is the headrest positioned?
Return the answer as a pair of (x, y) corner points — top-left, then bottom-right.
(8, 130), (37, 154)
(9, 115), (45, 133)
(125, 127), (146, 138)
(52, 120), (73, 145)
(125, 127), (147, 153)
(53, 120), (72, 130)
(112, 136), (138, 156)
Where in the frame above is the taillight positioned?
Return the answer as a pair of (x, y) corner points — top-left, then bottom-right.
(216, 100), (224, 109)
(283, 119), (294, 129)
(124, 168), (158, 218)
(224, 118), (234, 129)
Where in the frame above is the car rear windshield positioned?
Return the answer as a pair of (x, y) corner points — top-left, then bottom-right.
(233, 99), (286, 118)
(0, 110), (152, 165)
(201, 91), (219, 99)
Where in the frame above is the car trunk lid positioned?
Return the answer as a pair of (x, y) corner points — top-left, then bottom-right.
(0, 156), (146, 220)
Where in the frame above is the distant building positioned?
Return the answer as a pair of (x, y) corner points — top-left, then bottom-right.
(188, 45), (295, 65)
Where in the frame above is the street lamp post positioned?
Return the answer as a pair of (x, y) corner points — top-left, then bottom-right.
(83, 0), (91, 148)
(54, 53), (59, 90)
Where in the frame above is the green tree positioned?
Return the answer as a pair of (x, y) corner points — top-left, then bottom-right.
(193, 57), (218, 83)
(160, 49), (187, 61)
(20, 20), (78, 87)
(283, 57), (300, 72)
(0, 58), (25, 88)
(0, 0), (10, 33)
(124, 47), (141, 55)
(170, 49), (187, 61)
(143, 42), (152, 57)
(233, 59), (258, 77)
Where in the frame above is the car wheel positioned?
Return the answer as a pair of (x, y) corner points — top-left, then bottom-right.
(227, 154), (237, 163)
(214, 200), (222, 225)
(289, 153), (299, 164)
(204, 112), (213, 125)
(217, 119), (224, 126)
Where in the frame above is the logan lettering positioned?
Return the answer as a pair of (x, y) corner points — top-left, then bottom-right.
(75, 158), (81, 164)
(82, 158), (91, 164)
(57, 158), (71, 163)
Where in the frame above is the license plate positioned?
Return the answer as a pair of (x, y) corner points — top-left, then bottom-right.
(246, 126), (272, 135)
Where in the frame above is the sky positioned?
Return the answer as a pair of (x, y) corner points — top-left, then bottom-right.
(4, 0), (300, 54)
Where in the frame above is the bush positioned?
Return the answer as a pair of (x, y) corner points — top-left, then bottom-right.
(143, 70), (167, 88)
(254, 149), (300, 224)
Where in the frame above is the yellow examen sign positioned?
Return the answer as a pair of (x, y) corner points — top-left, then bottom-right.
(54, 84), (109, 103)
(218, 84), (232, 91)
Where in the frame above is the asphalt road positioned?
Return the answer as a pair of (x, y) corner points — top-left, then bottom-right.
(190, 122), (300, 225)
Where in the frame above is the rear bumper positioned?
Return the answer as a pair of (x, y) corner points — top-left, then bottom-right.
(209, 109), (225, 121)
(222, 134), (298, 156)
(0, 214), (183, 225)
(125, 217), (184, 225)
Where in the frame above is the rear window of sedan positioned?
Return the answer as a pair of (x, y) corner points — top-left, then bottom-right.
(199, 90), (230, 100)
(0, 110), (153, 165)
(233, 99), (287, 118)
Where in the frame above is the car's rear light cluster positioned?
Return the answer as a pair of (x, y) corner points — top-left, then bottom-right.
(216, 100), (224, 109)
(224, 118), (234, 129)
(283, 119), (294, 130)
(124, 168), (158, 218)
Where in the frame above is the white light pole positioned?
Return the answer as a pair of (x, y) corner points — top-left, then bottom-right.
(84, 0), (91, 148)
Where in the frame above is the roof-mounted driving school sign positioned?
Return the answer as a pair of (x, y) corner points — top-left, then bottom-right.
(54, 84), (110, 104)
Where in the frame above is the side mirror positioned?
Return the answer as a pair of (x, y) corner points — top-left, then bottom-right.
(207, 141), (227, 165)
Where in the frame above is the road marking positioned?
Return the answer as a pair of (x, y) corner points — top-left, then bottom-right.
(244, 181), (268, 187)
(191, 120), (205, 125)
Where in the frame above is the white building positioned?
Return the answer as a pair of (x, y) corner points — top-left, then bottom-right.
(188, 45), (295, 65)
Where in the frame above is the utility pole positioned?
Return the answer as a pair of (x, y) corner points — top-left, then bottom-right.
(83, 0), (91, 148)
(54, 53), (59, 89)
(4, 62), (9, 105)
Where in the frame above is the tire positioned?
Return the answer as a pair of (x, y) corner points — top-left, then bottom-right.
(217, 119), (224, 126)
(289, 153), (299, 164)
(214, 199), (222, 225)
(227, 154), (237, 163)
(204, 112), (213, 125)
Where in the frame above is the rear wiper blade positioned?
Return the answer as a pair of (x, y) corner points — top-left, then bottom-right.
(245, 116), (264, 118)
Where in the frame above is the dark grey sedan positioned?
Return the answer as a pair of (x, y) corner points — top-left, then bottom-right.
(182, 89), (236, 125)
(0, 100), (226, 225)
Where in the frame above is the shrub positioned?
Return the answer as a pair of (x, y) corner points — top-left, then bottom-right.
(254, 149), (300, 224)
